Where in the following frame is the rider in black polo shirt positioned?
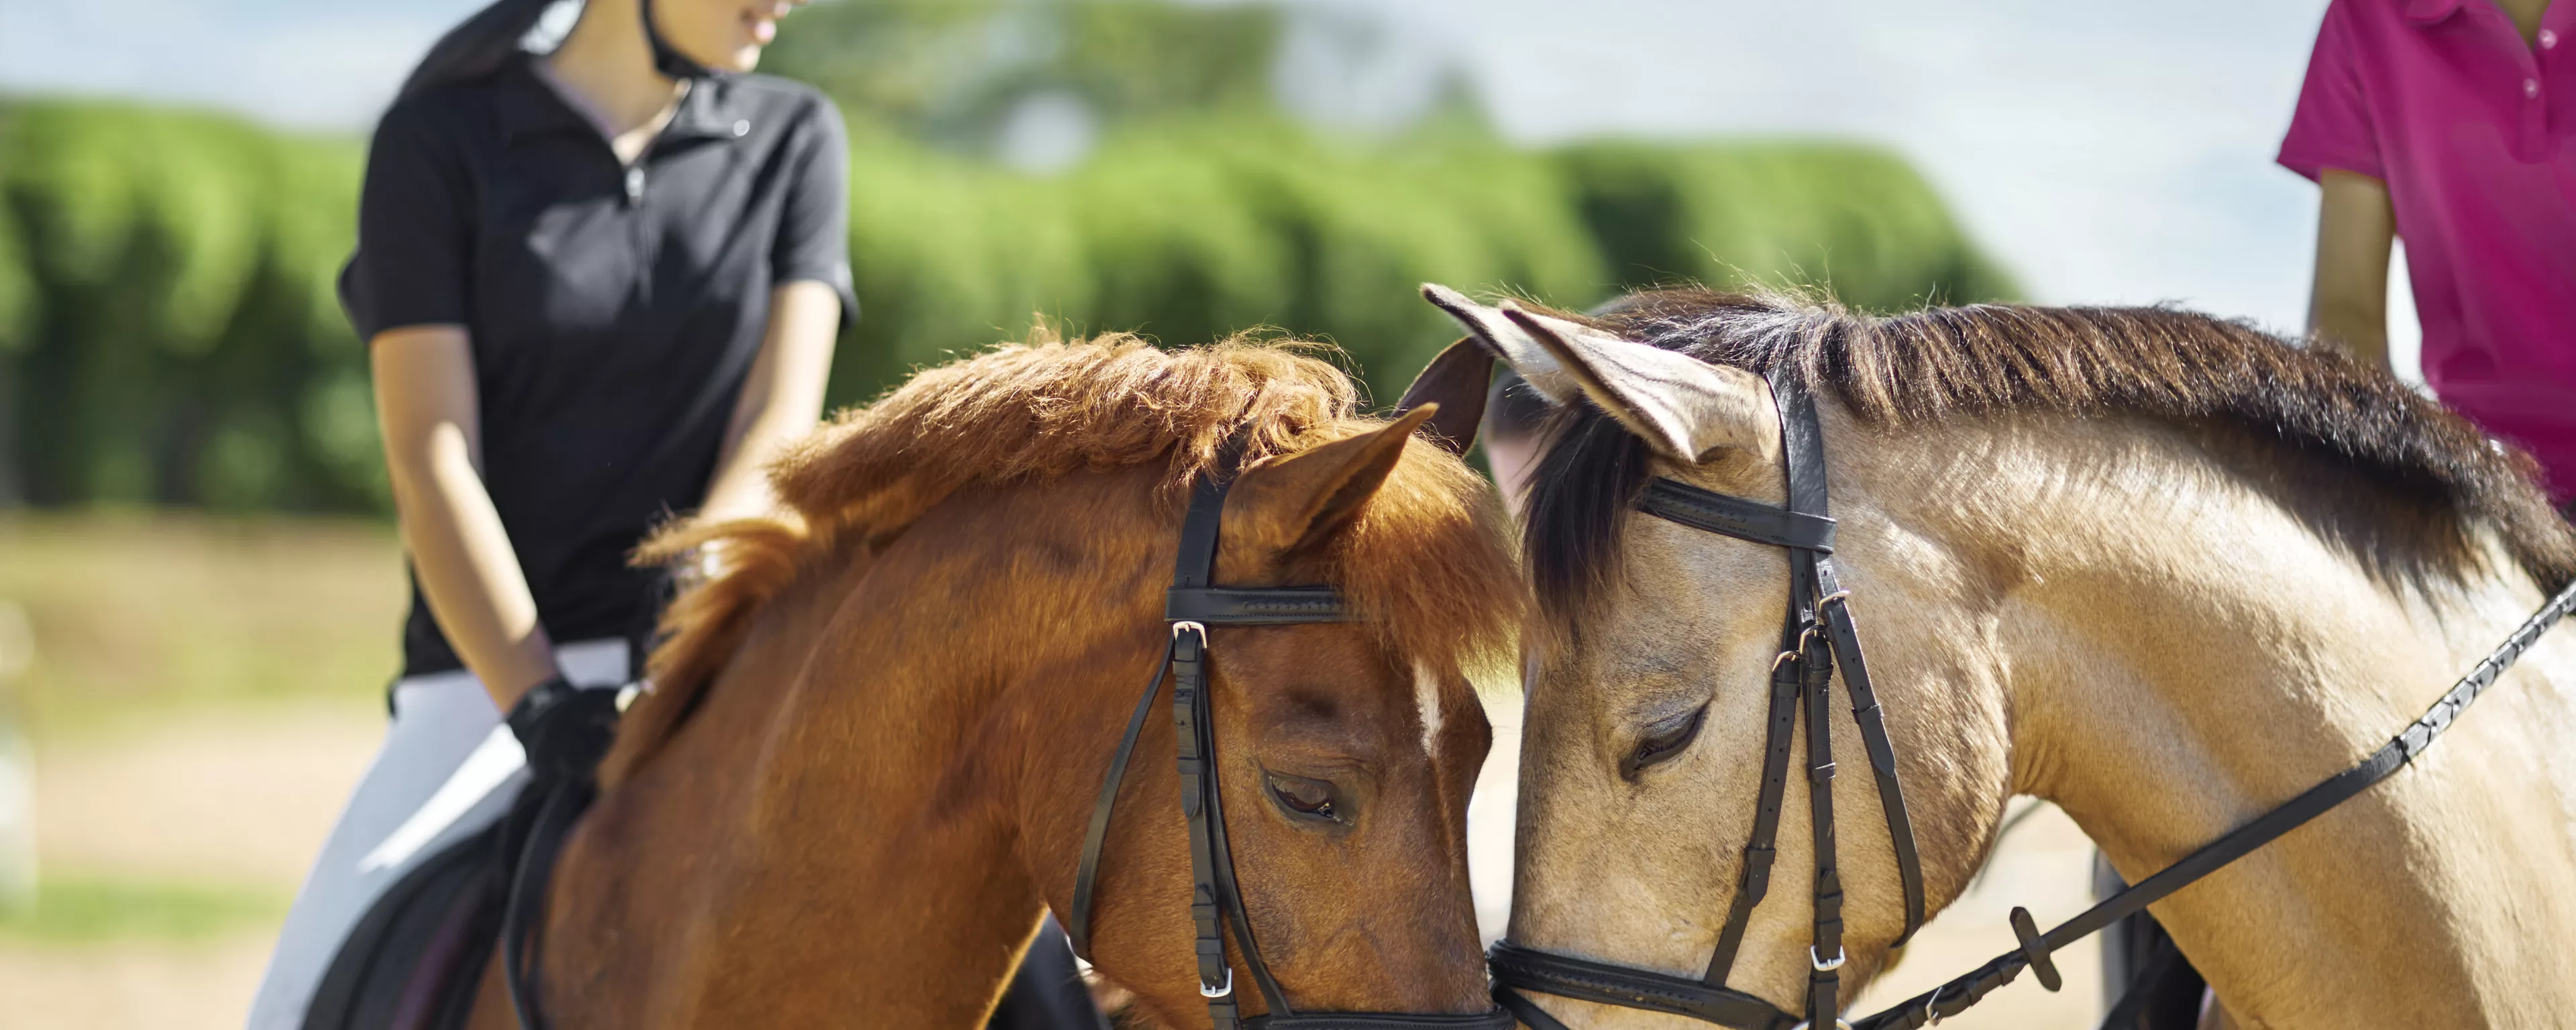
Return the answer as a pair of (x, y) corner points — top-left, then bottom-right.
(250, 1), (851, 1024)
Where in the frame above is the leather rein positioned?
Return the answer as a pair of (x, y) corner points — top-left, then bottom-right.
(1489, 367), (2576, 1030)
(1062, 441), (1515, 1030)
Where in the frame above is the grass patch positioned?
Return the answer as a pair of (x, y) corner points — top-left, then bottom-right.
(0, 874), (289, 945)
(0, 512), (405, 742)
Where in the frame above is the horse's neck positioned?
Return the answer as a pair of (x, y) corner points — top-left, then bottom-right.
(537, 475), (1157, 1027)
(1880, 414), (2576, 1027)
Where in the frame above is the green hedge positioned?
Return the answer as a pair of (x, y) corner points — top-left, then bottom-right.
(0, 99), (2013, 514)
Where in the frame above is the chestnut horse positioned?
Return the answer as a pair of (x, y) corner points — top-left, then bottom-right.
(1415, 287), (2576, 1029)
(466, 335), (1522, 1027)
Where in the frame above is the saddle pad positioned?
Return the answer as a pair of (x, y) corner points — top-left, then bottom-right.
(303, 821), (506, 1030)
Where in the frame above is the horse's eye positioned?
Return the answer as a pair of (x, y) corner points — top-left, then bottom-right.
(1265, 773), (1340, 823)
(1625, 705), (1707, 779)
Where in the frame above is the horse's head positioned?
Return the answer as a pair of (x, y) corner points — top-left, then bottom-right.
(1066, 400), (1519, 1022)
(612, 338), (1522, 1025)
(1417, 286), (2004, 1027)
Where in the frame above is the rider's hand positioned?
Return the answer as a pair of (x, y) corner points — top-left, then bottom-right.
(506, 675), (621, 785)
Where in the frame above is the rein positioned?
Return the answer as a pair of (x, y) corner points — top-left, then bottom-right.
(1491, 367), (2576, 1030)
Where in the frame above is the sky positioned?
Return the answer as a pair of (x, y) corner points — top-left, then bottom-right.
(0, 0), (2424, 378)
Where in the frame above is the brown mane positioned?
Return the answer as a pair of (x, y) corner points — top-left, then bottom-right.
(1523, 288), (2576, 622)
(605, 331), (1520, 786)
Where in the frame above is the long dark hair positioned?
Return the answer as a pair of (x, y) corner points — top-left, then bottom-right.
(395, 0), (563, 103)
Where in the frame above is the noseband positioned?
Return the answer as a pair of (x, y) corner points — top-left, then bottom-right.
(1489, 367), (2576, 1030)
(1067, 444), (1515, 1030)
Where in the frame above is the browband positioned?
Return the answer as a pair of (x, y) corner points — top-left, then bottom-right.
(1638, 478), (1837, 553)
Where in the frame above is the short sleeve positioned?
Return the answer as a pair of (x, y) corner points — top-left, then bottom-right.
(2279, 0), (2384, 183)
(339, 99), (476, 341)
(770, 95), (857, 325)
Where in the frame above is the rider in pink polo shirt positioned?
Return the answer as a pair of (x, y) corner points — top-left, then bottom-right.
(2284, 0), (2576, 498)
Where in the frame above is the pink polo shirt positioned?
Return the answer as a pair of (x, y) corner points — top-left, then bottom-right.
(2281, 0), (2576, 498)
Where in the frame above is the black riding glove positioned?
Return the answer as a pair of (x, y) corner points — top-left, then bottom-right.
(504, 675), (622, 785)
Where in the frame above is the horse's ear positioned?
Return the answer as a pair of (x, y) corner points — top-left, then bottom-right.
(1393, 337), (1493, 455)
(1419, 283), (1579, 405)
(1229, 404), (1440, 557)
(1497, 300), (1778, 465)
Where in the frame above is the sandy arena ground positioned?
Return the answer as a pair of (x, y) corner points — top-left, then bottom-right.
(7, 700), (381, 1030)
(8, 693), (2104, 1029)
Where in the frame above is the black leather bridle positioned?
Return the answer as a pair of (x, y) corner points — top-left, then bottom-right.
(1065, 444), (1517, 1030)
(1491, 369), (1923, 1030)
(1489, 367), (2576, 1030)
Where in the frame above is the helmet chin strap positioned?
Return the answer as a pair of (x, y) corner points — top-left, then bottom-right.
(637, 0), (713, 79)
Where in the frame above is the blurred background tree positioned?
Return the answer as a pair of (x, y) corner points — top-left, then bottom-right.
(0, 0), (2015, 516)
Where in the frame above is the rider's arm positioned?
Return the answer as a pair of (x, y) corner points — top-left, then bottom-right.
(697, 280), (841, 524)
(373, 325), (557, 708)
(696, 98), (850, 526)
(2308, 168), (2397, 374)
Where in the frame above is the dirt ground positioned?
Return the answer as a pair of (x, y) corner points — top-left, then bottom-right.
(7, 699), (382, 1030)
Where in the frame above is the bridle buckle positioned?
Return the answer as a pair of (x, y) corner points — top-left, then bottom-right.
(1200, 968), (1233, 998)
(1810, 945), (1846, 972)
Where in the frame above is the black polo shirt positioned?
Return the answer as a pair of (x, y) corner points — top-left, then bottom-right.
(341, 58), (855, 678)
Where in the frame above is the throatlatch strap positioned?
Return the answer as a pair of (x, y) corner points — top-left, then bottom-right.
(1069, 648), (1178, 960)
(1813, 560), (1927, 944)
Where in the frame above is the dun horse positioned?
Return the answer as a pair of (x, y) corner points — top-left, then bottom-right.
(1416, 286), (2576, 1028)
(468, 336), (1522, 1026)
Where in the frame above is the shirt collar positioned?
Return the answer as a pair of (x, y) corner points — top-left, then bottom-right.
(2403, 0), (2465, 25)
(496, 58), (747, 146)
(660, 76), (747, 144)
(495, 58), (594, 144)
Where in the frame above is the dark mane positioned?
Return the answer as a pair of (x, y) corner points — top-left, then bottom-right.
(1523, 289), (2576, 621)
